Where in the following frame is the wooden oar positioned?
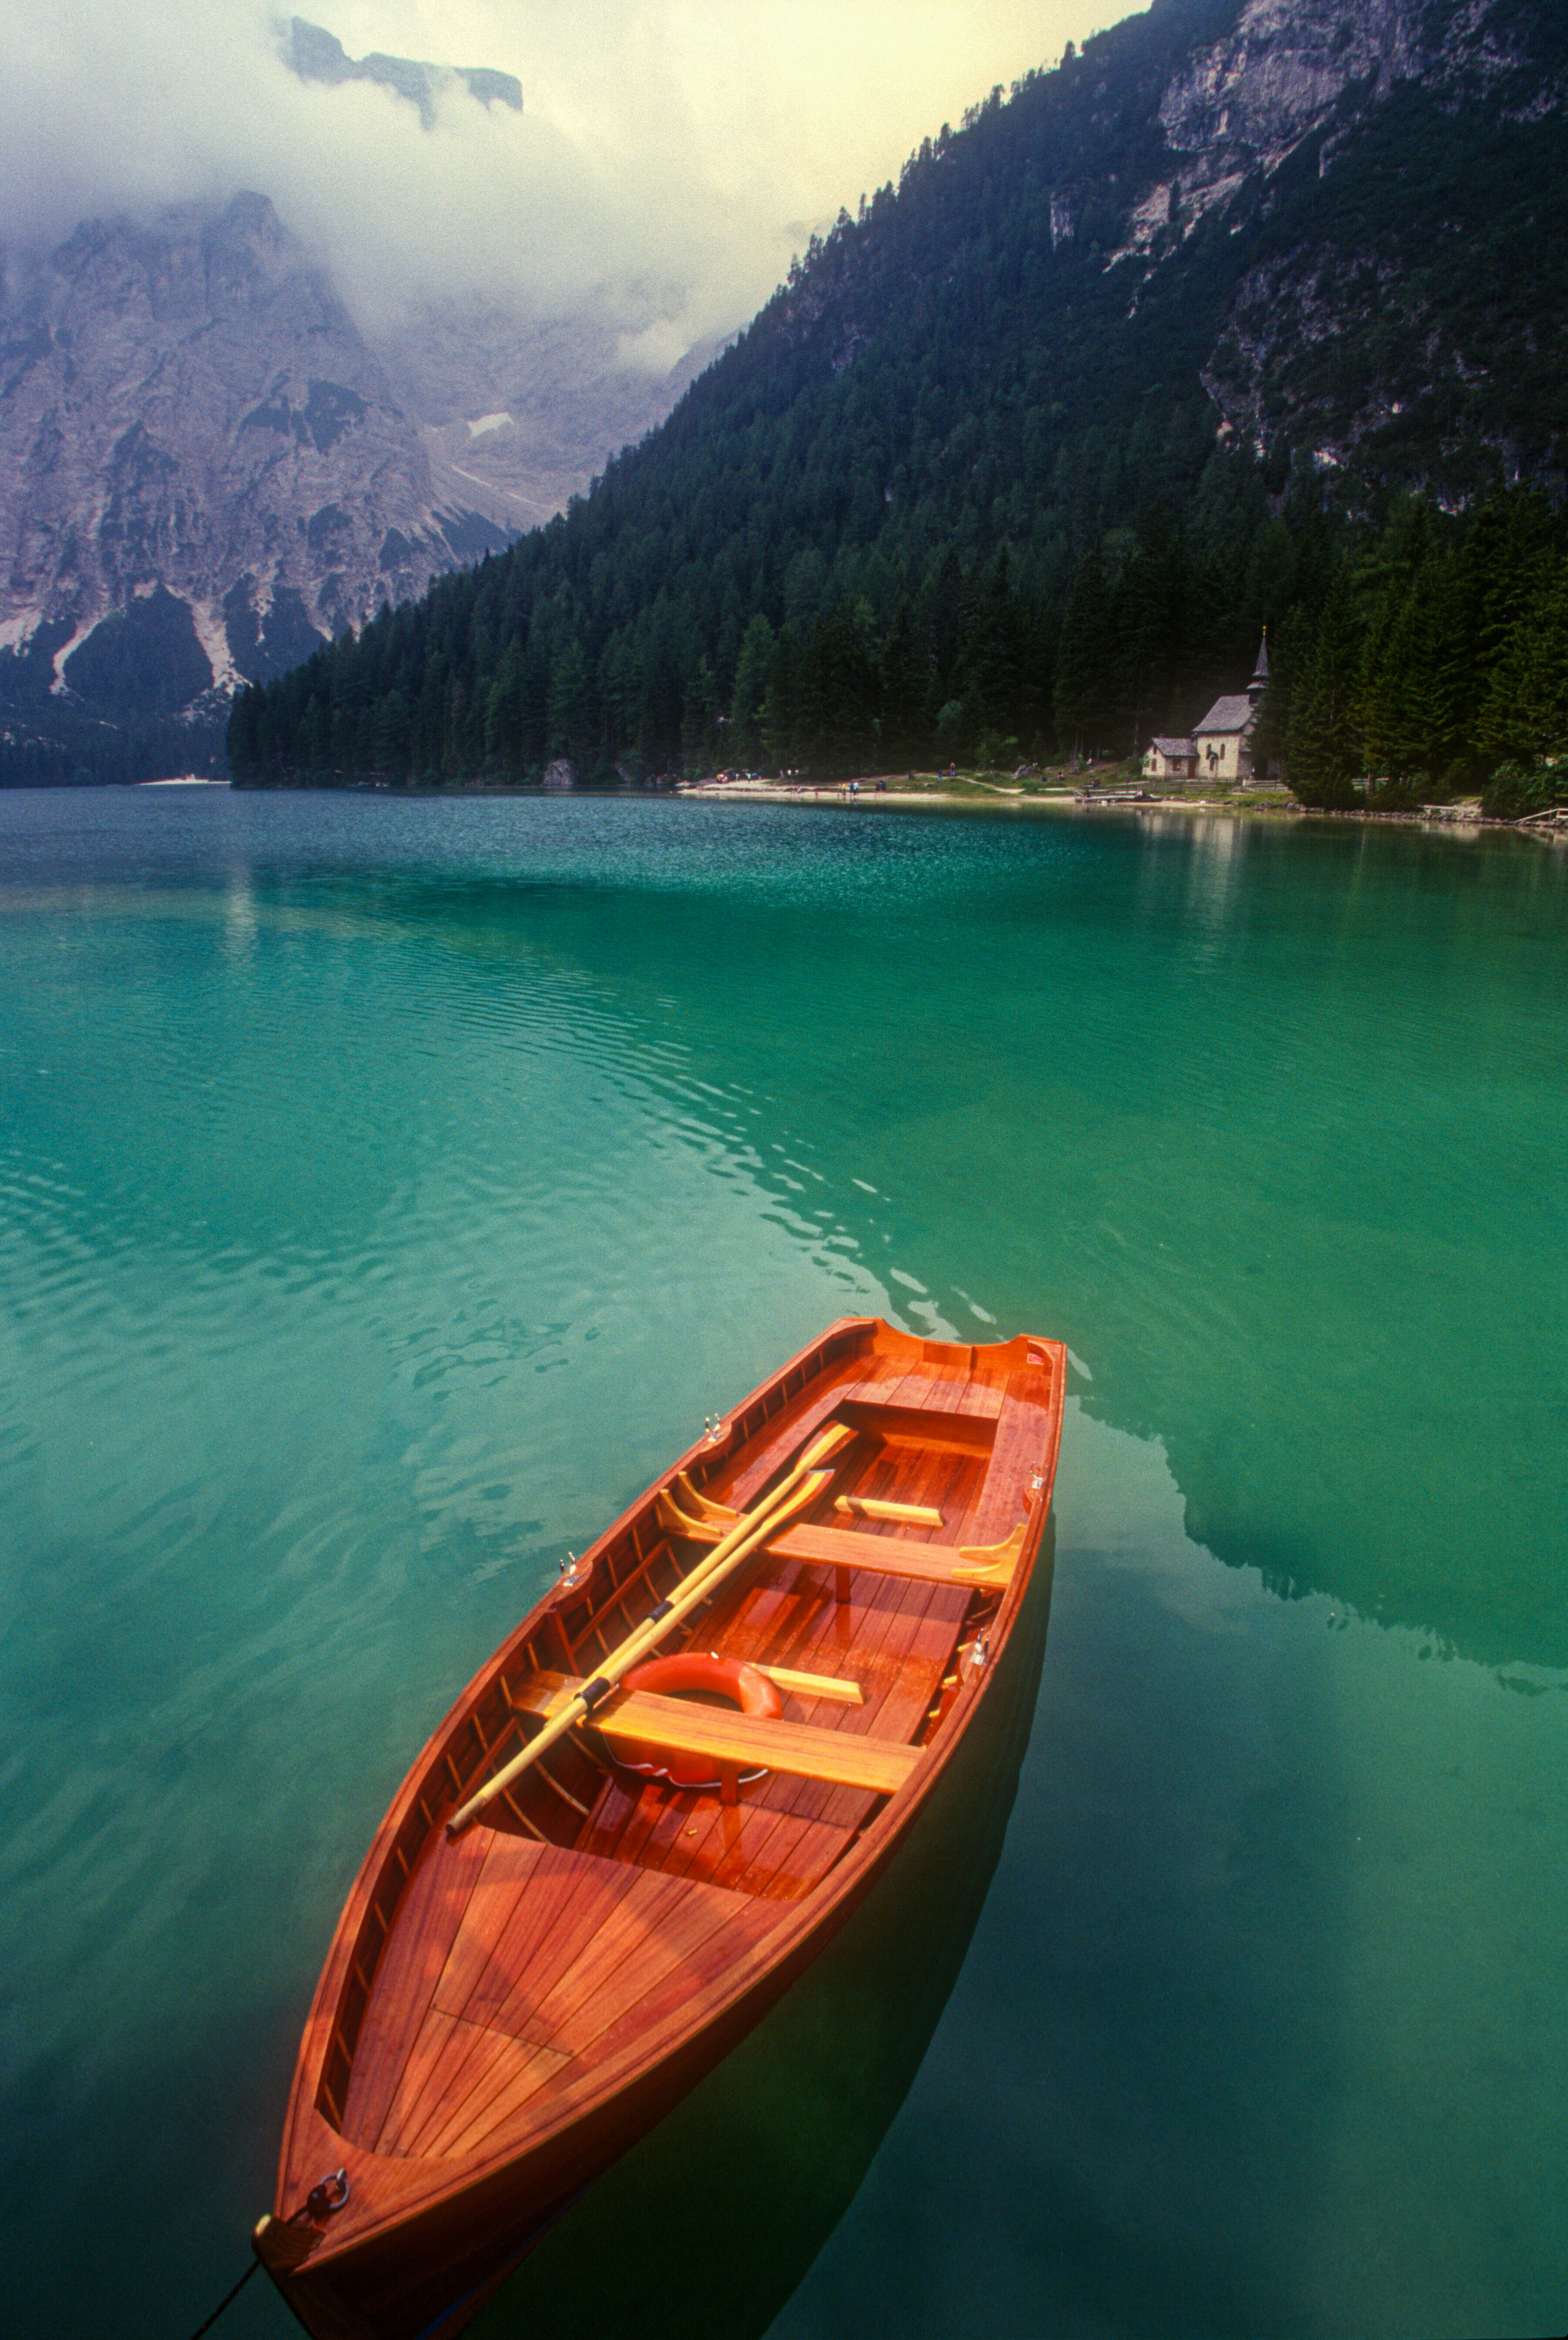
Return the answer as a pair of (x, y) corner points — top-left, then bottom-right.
(613, 1419), (851, 1659)
(446, 1469), (831, 1838)
(446, 1423), (854, 1837)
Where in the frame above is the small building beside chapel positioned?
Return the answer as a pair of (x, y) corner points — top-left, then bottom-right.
(1143, 735), (1198, 781)
(1193, 637), (1270, 785)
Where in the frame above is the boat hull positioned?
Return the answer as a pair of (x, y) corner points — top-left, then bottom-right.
(260, 1319), (1066, 2340)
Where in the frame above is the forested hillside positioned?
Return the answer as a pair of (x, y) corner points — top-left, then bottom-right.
(230, 0), (1568, 801)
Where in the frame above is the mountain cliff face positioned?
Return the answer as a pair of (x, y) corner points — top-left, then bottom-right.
(0, 192), (515, 777)
(283, 16), (524, 126)
(1142, 0), (1565, 479)
(0, 172), (717, 783)
(755, 0), (1565, 500)
(0, 10), (710, 784)
(17, 0), (1568, 785)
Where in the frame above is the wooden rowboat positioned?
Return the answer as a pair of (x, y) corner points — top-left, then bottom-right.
(256, 1317), (1065, 2340)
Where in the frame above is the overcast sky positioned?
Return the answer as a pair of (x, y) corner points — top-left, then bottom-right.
(6, 1), (1131, 359)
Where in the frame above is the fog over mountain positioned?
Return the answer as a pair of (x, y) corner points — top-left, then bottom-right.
(5, 2), (1088, 358)
(1, 0), (1096, 778)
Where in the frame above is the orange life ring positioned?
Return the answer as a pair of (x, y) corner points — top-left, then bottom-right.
(617, 1654), (783, 1790)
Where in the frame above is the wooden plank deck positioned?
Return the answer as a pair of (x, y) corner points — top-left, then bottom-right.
(965, 1367), (1055, 1545)
(546, 1399), (1026, 1900)
(720, 1354), (1004, 1510)
(343, 1835), (778, 2164)
(338, 1827), (491, 2149)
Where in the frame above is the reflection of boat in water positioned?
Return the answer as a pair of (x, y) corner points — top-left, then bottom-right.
(473, 1511), (1056, 2340)
(256, 1319), (1065, 2340)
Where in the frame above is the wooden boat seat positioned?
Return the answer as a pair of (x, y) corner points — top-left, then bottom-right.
(658, 1498), (1024, 1593)
(509, 1673), (922, 1798)
(770, 1519), (1022, 1592)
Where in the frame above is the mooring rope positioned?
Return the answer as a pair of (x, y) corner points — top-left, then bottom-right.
(183, 2254), (260, 2337)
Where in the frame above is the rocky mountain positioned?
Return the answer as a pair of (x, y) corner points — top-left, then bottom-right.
(274, 19), (715, 538)
(751, 0), (1565, 505)
(0, 21), (709, 784)
(388, 309), (726, 542)
(283, 16), (523, 128)
(0, 191), (510, 779)
(1140, 0), (1567, 480)
(231, 0), (1568, 791)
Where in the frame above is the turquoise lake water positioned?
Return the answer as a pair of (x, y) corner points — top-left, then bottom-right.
(0, 787), (1564, 2339)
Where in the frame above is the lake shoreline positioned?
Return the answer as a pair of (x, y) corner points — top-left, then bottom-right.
(225, 776), (1567, 839)
(666, 781), (1568, 839)
(676, 780), (1568, 839)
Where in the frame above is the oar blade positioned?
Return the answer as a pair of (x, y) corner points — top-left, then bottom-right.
(798, 1420), (856, 1472)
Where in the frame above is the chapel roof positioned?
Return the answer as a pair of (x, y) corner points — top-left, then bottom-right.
(1149, 736), (1195, 756)
(1195, 694), (1254, 736)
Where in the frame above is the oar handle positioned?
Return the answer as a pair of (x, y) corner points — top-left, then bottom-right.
(446, 1459), (837, 1837)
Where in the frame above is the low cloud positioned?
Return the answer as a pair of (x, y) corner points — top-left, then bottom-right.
(4, 1), (1113, 355)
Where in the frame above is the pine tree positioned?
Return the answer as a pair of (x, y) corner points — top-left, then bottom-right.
(801, 599), (878, 776)
(683, 655), (719, 769)
(637, 625), (684, 769)
(1358, 542), (1467, 793)
(1116, 508), (1189, 749)
(1250, 605), (1309, 775)
(879, 601), (934, 768)
(1053, 551), (1113, 760)
(1286, 567), (1362, 807)
(547, 639), (592, 766)
(729, 615), (774, 763)
(761, 624), (803, 768)
(227, 686), (259, 776)
(1476, 567), (1568, 774)
(484, 644), (524, 768)
(964, 548), (1024, 761)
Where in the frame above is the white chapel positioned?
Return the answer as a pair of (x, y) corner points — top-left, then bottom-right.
(1193, 637), (1270, 784)
(1144, 637), (1271, 786)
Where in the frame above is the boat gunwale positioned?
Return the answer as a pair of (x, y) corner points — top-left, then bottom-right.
(275, 1317), (1065, 2271)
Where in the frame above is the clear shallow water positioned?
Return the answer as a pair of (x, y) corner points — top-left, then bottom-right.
(0, 788), (1564, 2339)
